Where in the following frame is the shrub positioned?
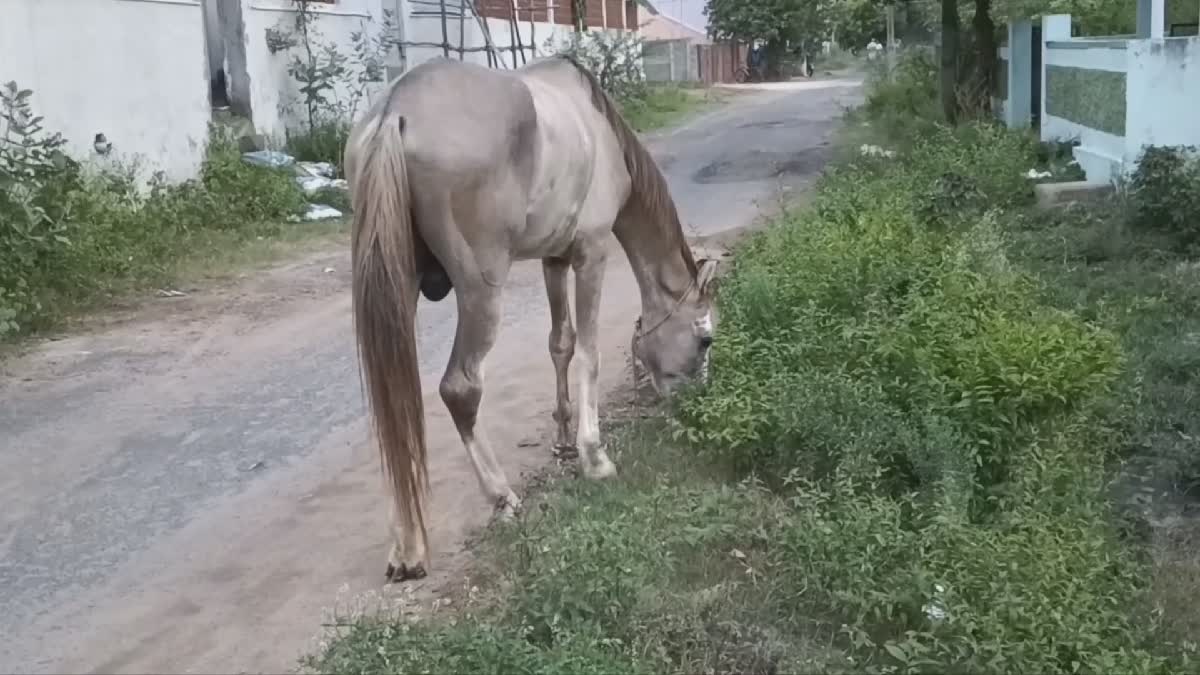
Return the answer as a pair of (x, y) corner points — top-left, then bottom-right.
(0, 84), (307, 338)
(286, 119), (351, 176)
(670, 112), (1162, 672)
(1128, 145), (1200, 246)
(861, 49), (941, 139)
(676, 182), (1120, 516)
(547, 30), (646, 104)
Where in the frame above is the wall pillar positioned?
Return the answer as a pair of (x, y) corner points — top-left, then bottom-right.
(1136, 0), (1166, 38)
(1006, 19), (1033, 128)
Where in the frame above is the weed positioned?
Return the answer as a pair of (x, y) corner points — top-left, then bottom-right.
(1, 84), (309, 339)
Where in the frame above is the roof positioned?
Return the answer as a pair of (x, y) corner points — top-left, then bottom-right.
(639, 6), (708, 41)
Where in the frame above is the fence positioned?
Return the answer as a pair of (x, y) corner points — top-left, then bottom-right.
(643, 38), (700, 82)
(697, 41), (748, 84)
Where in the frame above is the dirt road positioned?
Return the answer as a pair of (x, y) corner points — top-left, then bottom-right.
(0, 78), (861, 674)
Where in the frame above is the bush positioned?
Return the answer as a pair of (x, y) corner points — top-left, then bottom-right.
(1128, 145), (1200, 246)
(1, 83), (307, 338)
(286, 119), (351, 177)
(861, 49), (941, 139)
(547, 30), (646, 103)
(670, 116), (1164, 672)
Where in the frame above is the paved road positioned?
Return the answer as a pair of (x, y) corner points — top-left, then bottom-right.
(0, 78), (861, 674)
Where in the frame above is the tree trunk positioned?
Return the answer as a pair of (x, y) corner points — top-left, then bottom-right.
(765, 38), (786, 79)
(940, 0), (960, 123)
(972, 0), (997, 115)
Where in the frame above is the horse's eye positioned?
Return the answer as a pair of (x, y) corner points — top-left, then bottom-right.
(699, 335), (714, 349)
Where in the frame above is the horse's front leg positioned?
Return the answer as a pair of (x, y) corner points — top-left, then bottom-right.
(440, 284), (522, 518)
(543, 257), (577, 455)
(572, 244), (616, 479)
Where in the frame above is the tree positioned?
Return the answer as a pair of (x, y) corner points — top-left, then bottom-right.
(704, 0), (832, 76)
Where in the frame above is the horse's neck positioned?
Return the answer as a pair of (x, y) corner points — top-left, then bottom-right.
(612, 214), (693, 318)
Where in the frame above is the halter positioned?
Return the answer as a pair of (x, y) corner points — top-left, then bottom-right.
(632, 276), (698, 343)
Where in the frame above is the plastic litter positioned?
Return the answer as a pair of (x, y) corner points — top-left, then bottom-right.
(296, 161), (337, 178)
(296, 175), (335, 194)
(241, 150), (295, 169)
(304, 203), (343, 221)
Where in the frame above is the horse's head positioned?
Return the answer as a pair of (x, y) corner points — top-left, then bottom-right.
(632, 258), (719, 396)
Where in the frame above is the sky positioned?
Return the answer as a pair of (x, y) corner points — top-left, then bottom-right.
(650, 0), (709, 34)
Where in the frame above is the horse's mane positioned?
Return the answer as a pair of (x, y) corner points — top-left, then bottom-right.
(558, 56), (698, 277)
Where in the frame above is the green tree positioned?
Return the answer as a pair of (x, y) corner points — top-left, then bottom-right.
(705, 0), (833, 76)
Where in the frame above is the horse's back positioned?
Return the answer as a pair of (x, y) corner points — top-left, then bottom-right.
(378, 59), (537, 179)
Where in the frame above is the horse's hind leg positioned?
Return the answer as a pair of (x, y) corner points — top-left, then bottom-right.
(387, 500), (427, 581)
(440, 284), (521, 516)
(572, 243), (616, 479)
(543, 257), (576, 455)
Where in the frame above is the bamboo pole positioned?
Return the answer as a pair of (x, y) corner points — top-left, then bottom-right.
(439, 0), (451, 57)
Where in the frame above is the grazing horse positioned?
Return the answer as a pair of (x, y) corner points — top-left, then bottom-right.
(345, 55), (718, 582)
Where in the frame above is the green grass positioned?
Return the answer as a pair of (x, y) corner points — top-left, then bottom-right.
(621, 85), (728, 133)
(0, 123), (345, 343)
(1006, 199), (1200, 655)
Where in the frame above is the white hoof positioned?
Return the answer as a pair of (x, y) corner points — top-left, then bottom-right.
(583, 453), (617, 480)
(495, 491), (522, 520)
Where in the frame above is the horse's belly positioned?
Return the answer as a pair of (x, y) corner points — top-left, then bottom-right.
(512, 205), (579, 259)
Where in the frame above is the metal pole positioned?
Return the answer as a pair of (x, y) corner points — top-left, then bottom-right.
(459, 0), (466, 59)
(886, 3), (896, 82)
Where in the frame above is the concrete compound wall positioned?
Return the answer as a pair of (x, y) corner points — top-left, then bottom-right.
(1125, 37), (1200, 161)
(239, 0), (391, 141)
(0, 0), (212, 182)
(1016, 14), (1200, 183)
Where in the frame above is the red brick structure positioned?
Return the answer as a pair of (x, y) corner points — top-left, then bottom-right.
(604, 0), (623, 29)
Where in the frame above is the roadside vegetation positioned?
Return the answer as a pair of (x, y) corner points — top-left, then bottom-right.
(307, 48), (1200, 675)
(0, 81), (317, 341)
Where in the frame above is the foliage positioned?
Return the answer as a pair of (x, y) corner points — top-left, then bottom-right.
(0, 83), (308, 339)
(1128, 145), (1200, 246)
(270, 0), (400, 174)
(994, 0), (1136, 35)
(861, 48), (942, 136)
(620, 86), (711, 132)
(546, 30), (647, 103)
(705, 0), (831, 44)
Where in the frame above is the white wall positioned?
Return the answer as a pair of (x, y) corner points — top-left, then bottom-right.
(241, 0), (391, 140)
(401, 10), (575, 69)
(0, 0), (212, 182)
(232, 0), (633, 141)
(1041, 40), (1128, 183)
(1125, 37), (1200, 164)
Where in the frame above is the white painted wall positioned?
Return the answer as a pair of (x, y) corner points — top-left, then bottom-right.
(242, 0), (391, 140)
(243, 0), (577, 140)
(401, 11), (575, 69)
(1041, 41), (1128, 182)
(1035, 15), (1200, 183)
(1125, 37), (1200, 163)
(0, 0), (212, 181)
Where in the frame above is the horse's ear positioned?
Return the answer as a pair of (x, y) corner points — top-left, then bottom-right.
(697, 258), (719, 299)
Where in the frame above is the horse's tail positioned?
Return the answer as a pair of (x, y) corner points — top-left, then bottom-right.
(350, 113), (428, 557)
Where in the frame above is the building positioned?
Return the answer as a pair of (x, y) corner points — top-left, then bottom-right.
(0, 0), (640, 183)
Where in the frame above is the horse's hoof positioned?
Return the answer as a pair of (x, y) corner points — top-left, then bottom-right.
(583, 455), (617, 480)
(552, 443), (579, 460)
(494, 492), (522, 521)
(385, 562), (427, 583)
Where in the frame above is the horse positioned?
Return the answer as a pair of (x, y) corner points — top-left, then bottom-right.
(344, 55), (719, 582)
